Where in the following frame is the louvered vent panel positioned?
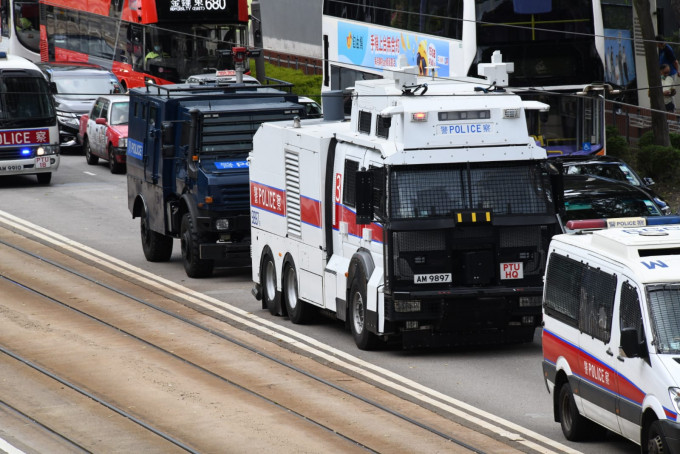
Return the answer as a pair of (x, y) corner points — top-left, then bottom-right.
(285, 150), (301, 237)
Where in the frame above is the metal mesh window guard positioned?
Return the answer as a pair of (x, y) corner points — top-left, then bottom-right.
(544, 254), (582, 326)
(389, 162), (551, 219)
(577, 267), (616, 343)
(648, 285), (680, 353)
(620, 281), (645, 344)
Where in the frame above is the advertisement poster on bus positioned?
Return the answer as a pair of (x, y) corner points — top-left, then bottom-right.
(337, 22), (451, 77)
(604, 29), (635, 88)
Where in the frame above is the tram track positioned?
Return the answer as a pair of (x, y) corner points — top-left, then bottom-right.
(0, 229), (513, 453)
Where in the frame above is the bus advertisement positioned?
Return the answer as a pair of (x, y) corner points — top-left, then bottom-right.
(322, 0), (632, 157)
(38, 0), (250, 89)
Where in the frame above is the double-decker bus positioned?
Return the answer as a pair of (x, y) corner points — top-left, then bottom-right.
(38, 0), (250, 89)
(322, 0), (635, 156)
(0, 0), (40, 60)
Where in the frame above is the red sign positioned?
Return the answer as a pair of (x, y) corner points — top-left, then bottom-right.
(0, 129), (50, 147)
(251, 182), (286, 216)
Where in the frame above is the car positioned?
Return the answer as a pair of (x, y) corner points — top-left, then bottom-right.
(299, 96), (323, 118)
(37, 62), (123, 151)
(185, 70), (260, 86)
(78, 95), (128, 174)
(561, 174), (667, 231)
(560, 155), (672, 214)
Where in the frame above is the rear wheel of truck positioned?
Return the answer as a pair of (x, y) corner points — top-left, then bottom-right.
(180, 213), (214, 278)
(349, 267), (379, 350)
(36, 173), (51, 185)
(140, 212), (173, 262)
(283, 262), (312, 324)
(261, 253), (280, 315)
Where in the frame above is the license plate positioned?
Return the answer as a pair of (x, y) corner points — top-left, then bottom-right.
(36, 156), (50, 168)
(0, 164), (23, 171)
(414, 273), (452, 284)
(500, 262), (524, 279)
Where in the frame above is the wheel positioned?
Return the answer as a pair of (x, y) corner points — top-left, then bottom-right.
(36, 172), (51, 184)
(84, 137), (98, 165)
(140, 212), (173, 262)
(108, 144), (125, 174)
(349, 266), (379, 350)
(558, 383), (596, 441)
(647, 420), (669, 454)
(261, 253), (280, 315)
(283, 262), (312, 324)
(180, 213), (214, 278)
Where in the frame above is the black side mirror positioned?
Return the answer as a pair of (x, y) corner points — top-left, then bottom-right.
(50, 81), (57, 94)
(161, 121), (174, 158)
(620, 327), (648, 359)
(355, 169), (374, 225)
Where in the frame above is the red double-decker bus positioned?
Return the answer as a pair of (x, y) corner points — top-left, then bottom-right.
(39, 0), (249, 89)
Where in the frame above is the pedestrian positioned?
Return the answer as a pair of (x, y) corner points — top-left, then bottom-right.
(657, 35), (680, 78)
(661, 64), (676, 112)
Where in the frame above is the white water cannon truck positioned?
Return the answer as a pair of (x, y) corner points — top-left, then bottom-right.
(249, 53), (563, 349)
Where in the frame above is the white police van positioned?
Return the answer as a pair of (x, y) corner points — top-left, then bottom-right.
(542, 216), (680, 453)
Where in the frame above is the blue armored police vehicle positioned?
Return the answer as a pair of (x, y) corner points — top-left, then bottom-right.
(126, 81), (303, 277)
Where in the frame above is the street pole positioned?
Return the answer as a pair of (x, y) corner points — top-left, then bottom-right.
(251, 0), (266, 83)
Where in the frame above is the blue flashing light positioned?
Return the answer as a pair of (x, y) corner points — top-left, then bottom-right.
(0, 52), (7, 59)
(20, 148), (31, 156)
(645, 216), (680, 226)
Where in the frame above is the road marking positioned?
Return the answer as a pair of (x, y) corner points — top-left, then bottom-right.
(0, 438), (24, 454)
(83, 171), (97, 176)
(0, 209), (582, 454)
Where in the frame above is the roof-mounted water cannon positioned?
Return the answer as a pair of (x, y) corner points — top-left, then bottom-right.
(223, 47), (262, 84)
(477, 50), (514, 88)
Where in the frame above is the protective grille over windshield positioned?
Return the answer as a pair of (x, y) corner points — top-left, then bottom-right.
(389, 162), (551, 219)
(648, 285), (680, 353)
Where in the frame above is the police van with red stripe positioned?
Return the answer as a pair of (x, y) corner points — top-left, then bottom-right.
(543, 216), (680, 452)
(249, 52), (563, 349)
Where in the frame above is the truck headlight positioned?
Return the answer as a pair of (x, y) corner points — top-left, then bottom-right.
(669, 388), (680, 414)
(36, 144), (59, 155)
(215, 219), (230, 231)
(56, 111), (79, 128)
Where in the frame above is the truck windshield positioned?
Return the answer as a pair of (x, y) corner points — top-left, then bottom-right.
(648, 284), (680, 354)
(389, 162), (553, 219)
(0, 75), (54, 121)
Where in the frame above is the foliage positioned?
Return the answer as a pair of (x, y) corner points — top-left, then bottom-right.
(605, 126), (633, 163)
(637, 144), (680, 183)
(250, 60), (322, 103)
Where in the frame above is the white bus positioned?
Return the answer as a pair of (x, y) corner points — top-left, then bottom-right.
(0, 0), (40, 61)
(322, 0), (634, 156)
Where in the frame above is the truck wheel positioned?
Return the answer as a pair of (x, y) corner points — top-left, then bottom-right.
(283, 262), (312, 324)
(84, 138), (98, 165)
(349, 267), (378, 350)
(36, 173), (51, 185)
(180, 213), (214, 278)
(261, 253), (280, 315)
(140, 213), (173, 262)
(558, 383), (594, 441)
(647, 421), (669, 454)
(108, 144), (125, 174)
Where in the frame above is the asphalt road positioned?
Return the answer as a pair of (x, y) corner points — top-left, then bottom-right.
(0, 153), (639, 454)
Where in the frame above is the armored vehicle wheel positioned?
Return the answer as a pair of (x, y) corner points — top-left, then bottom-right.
(647, 421), (669, 454)
(180, 213), (214, 278)
(261, 253), (280, 315)
(349, 266), (379, 350)
(558, 383), (602, 440)
(36, 173), (51, 185)
(283, 261), (312, 324)
(140, 213), (173, 262)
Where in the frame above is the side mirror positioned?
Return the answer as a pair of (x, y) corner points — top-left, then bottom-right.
(355, 169), (374, 225)
(161, 121), (174, 158)
(95, 118), (107, 125)
(620, 327), (648, 359)
(50, 81), (57, 94)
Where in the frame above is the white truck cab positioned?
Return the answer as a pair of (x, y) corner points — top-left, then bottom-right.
(542, 216), (680, 452)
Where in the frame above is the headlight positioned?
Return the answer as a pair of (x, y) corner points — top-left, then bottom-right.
(56, 111), (79, 127)
(215, 218), (230, 231)
(118, 137), (127, 148)
(669, 388), (680, 414)
(36, 144), (59, 155)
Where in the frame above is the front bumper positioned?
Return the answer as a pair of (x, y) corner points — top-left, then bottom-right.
(0, 155), (60, 175)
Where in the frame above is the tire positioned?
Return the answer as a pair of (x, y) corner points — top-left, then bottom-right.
(349, 266), (379, 350)
(180, 213), (214, 278)
(36, 172), (51, 185)
(261, 253), (280, 315)
(84, 137), (99, 165)
(140, 213), (173, 262)
(558, 383), (595, 441)
(108, 144), (125, 174)
(647, 420), (669, 454)
(283, 262), (312, 324)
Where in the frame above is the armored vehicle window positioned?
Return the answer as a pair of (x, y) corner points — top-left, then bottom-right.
(358, 110), (371, 134)
(343, 159), (359, 207)
(647, 284), (680, 354)
(620, 281), (645, 345)
(544, 253), (582, 327)
(578, 266), (616, 342)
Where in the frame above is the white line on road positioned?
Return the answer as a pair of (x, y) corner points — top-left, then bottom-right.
(0, 209), (582, 454)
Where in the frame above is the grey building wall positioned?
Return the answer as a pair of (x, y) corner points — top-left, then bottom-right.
(260, 0), (322, 60)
